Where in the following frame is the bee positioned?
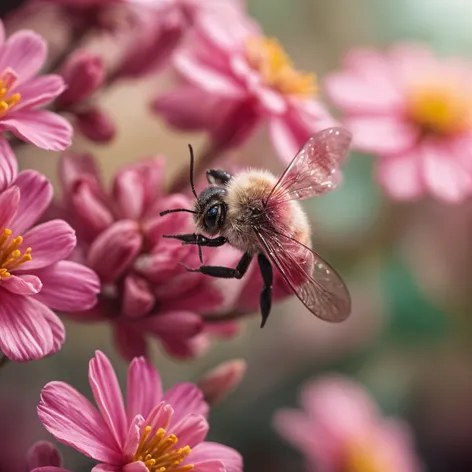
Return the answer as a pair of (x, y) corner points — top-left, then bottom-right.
(160, 127), (352, 327)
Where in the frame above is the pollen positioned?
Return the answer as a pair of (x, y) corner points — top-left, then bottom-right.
(0, 68), (21, 119)
(0, 229), (32, 279)
(133, 426), (194, 472)
(245, 36), (317, 97)
(406, 78), (472, 136)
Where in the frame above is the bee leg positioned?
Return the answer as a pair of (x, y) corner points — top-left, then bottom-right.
(257, 253), (273, 328)
(163, 234), (227, 247)
(180, 252), (253, 279)
(206, 169), (233, 186)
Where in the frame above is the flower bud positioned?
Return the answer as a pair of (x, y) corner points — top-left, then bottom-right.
(75, 108), (116, 143)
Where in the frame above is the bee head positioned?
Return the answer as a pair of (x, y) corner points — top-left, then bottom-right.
(195, 186), (228, 235)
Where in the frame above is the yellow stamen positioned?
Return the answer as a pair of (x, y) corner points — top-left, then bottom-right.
(0, 229), (32, 279)
(0, 68), (21, 118)
(406, 78), (472, 136)
(342, 439), (387, 472)
(245, 36), (317, 97)
(133, 426), (194, 472)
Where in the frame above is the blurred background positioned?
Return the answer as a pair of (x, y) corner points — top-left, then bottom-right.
(3, 0), (472, 471)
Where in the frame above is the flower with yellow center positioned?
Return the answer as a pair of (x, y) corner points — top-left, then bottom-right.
(133, 426), (193, 472)
(0, 69), (21, 119)
(0, 228), (32, 280)
(245, 36), (317, 97)
(342, 439), (388, 472)
(406, 78), (472, 136)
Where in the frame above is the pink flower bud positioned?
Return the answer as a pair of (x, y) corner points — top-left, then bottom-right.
(26, 441), (62, 470)
(57, 49), (105, 108)
(197, 359), (247, 405)
(75, 108), (116, 143)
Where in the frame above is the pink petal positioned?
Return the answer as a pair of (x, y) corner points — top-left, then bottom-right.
(192, 461), (225, 472)
(2, 109), (72, 151)
(75, 108), (116, 143)
(123, 415), (144, 460)
(112, 167), (145, 220)
(9, 170), (52, 235)
(0, 20), (4, 45)
(0, 289), (54, 361)
(114, 325), (148, 361)
(21, 220), (76, 270)
(15, 74), (66, 109)
(0, 138), (17, 191)
(127, 357), (163, 425)
(163, 383), (209, 425)
(89, 351), (128, 450)
(122, 275), (154, 318)
(170, 414), (209, 448)
(190, 442), (242, 472)
(376, 151), (424, 200)
(162, 334), (211, 359)
(0, 185), (19, 230)
(142, 402), (173, 434)
(92, 465), (123, 472)
(123, 462), (148, 472)
(33, 260), (100, 312)
(1, 274), (42, 295)
(41, 307), (65, 354)
(38, 381), (121, 463)
(59, 152), (103, 197)
(142, 311), (203, 339)
(0, 30), (46, 81)
(31, 468), (71, 472)
(27, 441), (62, 469)
(86, 220), (142, 283)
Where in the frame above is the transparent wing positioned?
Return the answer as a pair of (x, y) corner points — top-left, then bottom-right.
(255, 227), (351, 322)
(266, 127), (352, 205)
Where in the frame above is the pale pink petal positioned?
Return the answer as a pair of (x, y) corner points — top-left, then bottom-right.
(376, 152), (424, 200)
(163, 383), (208, 424)
(142, 311), (203, 339)
(123, 463), (148, 472)
(0, 30), (46, 81)
(170, 414), (209, 447)
(0, 20), (5, 45)
(38, 381), (121, 463)
(0, 138), (17, 191)
(192, 461), (225, 472)
(41, 307), (65, 354)
(0, 289), (54, 361)
(33, 261), (100, 312)
(21, 220), (76, 270)
(344, 117), (420, 155)
(59, 152), (103, 197)
(144, 402), (174, 432)
(112, 167), (145, 220)
(1, 274), (41, 295)
(0, 185), (19, 230)
(127, 357), (163, 422)
(92, 465), (123, 472)
(123, 415), (144, 460)
(86, 220), (142, 283)
(9, 170), (52, 234)
(15, 75), (66, 109)
(2, 110), (72, 151)
(190, 442), (242, 472)
(114, 325), (148, 361)
(122, 275), (154, 318)
(27, 441), (62, 469)
(89, 351), (128, 450)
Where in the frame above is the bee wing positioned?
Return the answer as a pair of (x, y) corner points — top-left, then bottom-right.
(255, 227), (351, 322)
(266, 127), (352, 205)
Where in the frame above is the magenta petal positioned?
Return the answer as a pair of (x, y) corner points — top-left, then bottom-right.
(0, 185), (19, 230)
(21, 220), (76, 270)
(1, 274), (42, 294)
(192, 461), (225, 472)
(27, 441), (62, 469)
(59, 152), (103, 196)
(171, 414), (209, 448)
(0, 30), (46, 81)
(38, 381), (121, 463)
(190, 442), (243, 472)
(143, 311), (203, 339)
(89, 351), (128, 450)
(41, 306), (65, 354)
(114, 325), (148, 361)
(87, 220), (142, 283)
(123, 463), (148, 472)
(144, 402), (173, 432)
(10, 170), (52, 235)
(0, 289), (54, 361)
(112, 167), (145, 220)
(33, 260), (100, 312)
(16, 74), (66, 109)
(127, 357), (163, 422)
(92, 466), (123, 472)
(163, 383), (209, 424)
(2, 109), (72, 151)
(122, 275), (154, 318)
(123, 415), (144, 460)
(0, 138), (17, 191)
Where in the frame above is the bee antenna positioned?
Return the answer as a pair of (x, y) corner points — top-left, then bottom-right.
(188, 144), (198, 199)
(160, 208), (197, 217)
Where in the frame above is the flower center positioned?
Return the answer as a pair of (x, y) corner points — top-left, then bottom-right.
(245, 36), (317, 97)
(342, 439), (386, 472)
(0, 68), (21, 119)
(406, 79), (472, 136)
(133, 426), (194, 472)
(0, 229), (32, 279)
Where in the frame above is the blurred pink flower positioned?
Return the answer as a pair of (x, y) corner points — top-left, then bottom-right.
(38, 350), (243, 472)
(56, 152), (251, 360)
(274, 376), (423, 472)
(325, 43), (472, 202)
(0, 19), (71, 150)
(0, 141), (99, 361)
(153, 10), (335, 163)
(28, 441), (70, 472)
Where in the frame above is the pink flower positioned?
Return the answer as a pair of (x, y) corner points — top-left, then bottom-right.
(28, 441), (71, 472)
(274, 376), (423, 472)
(56, 152), (249, 360)
(0, 19), (72, 150)
(38, 350), (243, 472)
(0, 141), (100, 361)
(325, 43), (472, 202)
(153, 9), (335, 163)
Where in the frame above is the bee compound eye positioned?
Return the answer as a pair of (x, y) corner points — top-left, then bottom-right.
(205, 205), (220, 229)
